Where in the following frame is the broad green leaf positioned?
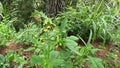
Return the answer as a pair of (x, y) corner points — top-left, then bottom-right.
(88, 56), (104, 68)
(67, 36), (79, 41)
(50, 51), (63, 67)
(65, 38), (81, 56)
(60, 51), (71, 59)
(50, 50), (59, 59)
(0, 54), (5, 64)
(62, 61), (73, 68)
(30, 55), (44, 65)
(50, 59), (64, 67)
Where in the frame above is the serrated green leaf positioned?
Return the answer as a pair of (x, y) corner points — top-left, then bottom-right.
(88, 56), (104, 68)
(50, 59), (64, 67)
(65, 38), (81, 56)
(50, 50), (59, 59)
(63, 61), (73, 68)
(30, 55), (44, 65)
(49, 51), (64, 67)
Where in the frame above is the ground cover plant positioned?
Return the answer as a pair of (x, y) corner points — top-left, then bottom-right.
(0, 0), (120, 68)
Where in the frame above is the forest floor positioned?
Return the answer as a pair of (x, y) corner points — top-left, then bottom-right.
(0, 41), (120, 67)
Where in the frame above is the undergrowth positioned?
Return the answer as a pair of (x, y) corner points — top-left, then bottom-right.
(0, 0), (120, 68)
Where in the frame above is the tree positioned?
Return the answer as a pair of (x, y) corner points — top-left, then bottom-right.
(45, 0), (65, 17)
(0, 2), (3, 21)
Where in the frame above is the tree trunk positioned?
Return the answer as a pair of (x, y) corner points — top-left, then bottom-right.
(45, 0), (65, 17)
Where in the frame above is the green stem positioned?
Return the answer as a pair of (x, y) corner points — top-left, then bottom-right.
(47, 44), (50, 68)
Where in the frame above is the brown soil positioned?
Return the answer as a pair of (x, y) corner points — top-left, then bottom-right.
(78, 40), (120, 62)
(117, 53), (120, 61)
(93, 41), (120, 62)
(0, 41), (35, 68)
(0, 41), (32, 55)
(0, 46), (6, 55)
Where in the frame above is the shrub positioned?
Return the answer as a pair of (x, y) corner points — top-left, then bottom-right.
(57, 0), (117, 44)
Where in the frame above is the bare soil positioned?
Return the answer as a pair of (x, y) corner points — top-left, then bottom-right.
(0, 41), (35, 68)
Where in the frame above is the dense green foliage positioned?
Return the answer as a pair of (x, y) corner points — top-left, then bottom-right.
(0, 0), (120, 68)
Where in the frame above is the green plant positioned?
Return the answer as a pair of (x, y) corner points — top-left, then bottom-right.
(14, 54), (27, 68)
(87, 56), (104, 68)
(32, 11), (104, 68)
(0, 21), (15, 45)
(28, 15), (63, 67)
(27, 13), (78, 68)
(0, 54), (10, 68)
(58, 0), (117, 45)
